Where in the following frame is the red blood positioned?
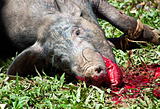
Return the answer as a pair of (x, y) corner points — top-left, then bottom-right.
(76, 73), (109, 87)
(75, 76), (86, 81)
(64, 59), (160, 101)
(91, 73), (110, 86)
(155, 67), (160, 78)
(125, 85), (136, 89)
(110, 65), (160, 104)
(75, 56), (160, 102)
(153, 87), (160, 99)
(111, 96), (123, 104)
(102, 56), (123, 87)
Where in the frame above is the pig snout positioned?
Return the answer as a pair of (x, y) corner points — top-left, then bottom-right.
(81, 48), (106, 77)
(71, 48), (110, 86)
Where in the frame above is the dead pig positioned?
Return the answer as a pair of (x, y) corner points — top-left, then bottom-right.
(1, 0), (159, 86)
(1, 0), (117, 86)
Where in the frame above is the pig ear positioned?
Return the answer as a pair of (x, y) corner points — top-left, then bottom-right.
(7, 42), (46, 76)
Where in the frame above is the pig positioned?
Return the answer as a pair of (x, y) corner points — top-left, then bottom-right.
(0, 0), (159, 86)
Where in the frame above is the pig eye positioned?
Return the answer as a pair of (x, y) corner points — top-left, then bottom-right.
(72, 27), (83, 36)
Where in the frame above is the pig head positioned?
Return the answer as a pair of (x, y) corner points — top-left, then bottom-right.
(7, 15), (115, 80)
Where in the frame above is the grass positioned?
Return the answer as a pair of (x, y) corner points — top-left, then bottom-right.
(0, 0), (160, 108)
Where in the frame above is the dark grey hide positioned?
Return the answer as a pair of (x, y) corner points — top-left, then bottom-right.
(1, 0), (117, 78)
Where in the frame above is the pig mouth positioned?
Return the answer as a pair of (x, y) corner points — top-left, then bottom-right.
(75, 72), (110, 87)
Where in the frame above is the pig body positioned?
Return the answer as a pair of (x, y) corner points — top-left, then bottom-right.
(1, 0), (115, 82)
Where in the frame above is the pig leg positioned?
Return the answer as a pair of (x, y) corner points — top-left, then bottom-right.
(91, 0), (160, 50)
(107, 35), (143, 51)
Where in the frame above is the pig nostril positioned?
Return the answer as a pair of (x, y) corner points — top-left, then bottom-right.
(95, 67), (103, 74)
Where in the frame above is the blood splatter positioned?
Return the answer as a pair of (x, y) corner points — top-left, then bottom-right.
(110, 64), (160, 103)
(75, 56), (160, 101)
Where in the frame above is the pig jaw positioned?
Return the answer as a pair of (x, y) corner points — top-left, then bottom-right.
(75, 73), (110, 87)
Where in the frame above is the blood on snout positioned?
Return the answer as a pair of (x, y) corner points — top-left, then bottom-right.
(75, 55), (123, 87)
(75, 73), (110, 87)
